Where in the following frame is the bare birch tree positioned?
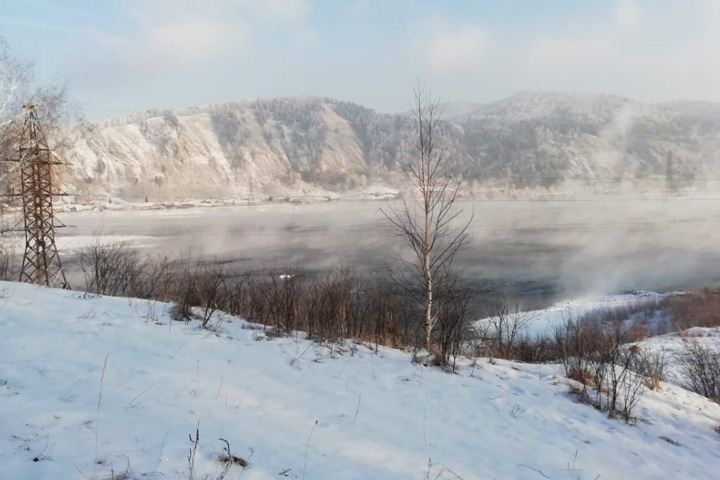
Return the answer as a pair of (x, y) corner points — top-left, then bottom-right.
(382, 85), (472, 354)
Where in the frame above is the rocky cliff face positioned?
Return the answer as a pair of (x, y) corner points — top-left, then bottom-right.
(63, 92), (720, 201)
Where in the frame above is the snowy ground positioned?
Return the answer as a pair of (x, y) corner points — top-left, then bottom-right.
(637, 327), (720, 388)
(1, 281), (720, 480)
(476, 291), (667, 337)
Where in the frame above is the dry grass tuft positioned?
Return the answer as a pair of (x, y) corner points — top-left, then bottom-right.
(218, 452), (248, 468)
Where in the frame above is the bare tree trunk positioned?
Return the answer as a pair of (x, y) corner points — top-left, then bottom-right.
(424, 177), (433, 351)
(425, 270), (433, 352)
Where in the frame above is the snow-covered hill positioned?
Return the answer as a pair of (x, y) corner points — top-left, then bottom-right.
(68, 98), (369, 202)
(2, 281), (719, 480)
(61, 93), (720, 202)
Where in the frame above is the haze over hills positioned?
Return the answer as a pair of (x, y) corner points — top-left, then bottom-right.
(64, 91), (720, 202)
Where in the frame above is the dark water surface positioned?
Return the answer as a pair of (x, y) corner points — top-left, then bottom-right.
(54, 198), (720, 309)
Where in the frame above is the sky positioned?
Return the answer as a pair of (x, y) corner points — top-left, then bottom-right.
(1, 0), (718, 120)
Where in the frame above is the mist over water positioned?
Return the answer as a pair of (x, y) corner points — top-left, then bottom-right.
(55, 198), (720, 310)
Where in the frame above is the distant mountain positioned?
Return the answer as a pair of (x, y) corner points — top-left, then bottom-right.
(436, 101), (485, 120)
(62, 92), (720, 201)
(660, 100), (720, 123)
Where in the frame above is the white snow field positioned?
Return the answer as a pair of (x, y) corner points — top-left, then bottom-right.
(1, 281), (720, 480)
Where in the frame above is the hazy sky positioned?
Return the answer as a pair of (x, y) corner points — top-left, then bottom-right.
(2, 0), (718, 119)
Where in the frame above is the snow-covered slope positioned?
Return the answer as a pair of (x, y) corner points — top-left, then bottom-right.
(61, 93), (720, 202)
(638, 327), (720, 389)
(68, 98), (369, 202)
(2, 281), (719, 479)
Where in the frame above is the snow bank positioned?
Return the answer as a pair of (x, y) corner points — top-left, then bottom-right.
(1, 282), (719, 479)
(476, 291), (667, 337)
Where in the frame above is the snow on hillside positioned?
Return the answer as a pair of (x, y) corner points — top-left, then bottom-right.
(67, 98), (369, 203)
(60, 93), (720, 203)
(1, 282), (719, 480)
(464, 91), (634, 122)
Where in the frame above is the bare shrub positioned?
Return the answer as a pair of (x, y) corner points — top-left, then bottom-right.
(306, 269), (354, 342)
(79, 238), (180, 301)
(141, 252), (175, 301)
(79, 239), (144, 297)
(617, 366), (645, 423)
(169, 255), (228, 328)
(678, 340), (720, 403)
(435, 273), (475, 370)
(554, 314), (605, 398)
(236, 269), (304, 334)
(632, 349), (668, 391)
(555, 311), (645, 421)
(196, 265), (227, 328)
(0, 233), (16, 281)
(230, 267), (411, 350)
(664, 288), (720, 331)
(361, 276), (408, 348)
(72, 237), (465, 357)
(513, 333), (558, 363)
(626, 323), (650, 342)
(479, 294), (535, 359)
(605, 331), (644, 421)
(568, 366), (599, 394)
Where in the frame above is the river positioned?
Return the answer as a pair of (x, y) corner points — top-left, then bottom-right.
(46, 197), (720, 309)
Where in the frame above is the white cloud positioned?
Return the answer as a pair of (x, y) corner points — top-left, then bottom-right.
(89, 1), (251, 78)
(399, 1), (720, 104)
(86, 0), (312, 80)
(242, 0), (309, 22)
(421, 26), (488, 72)
(521, 0), (720, 101)
(613, 0), (643, 29)
(530, 36), (609, 68)
(293, 26), (320, 49)
(128, 17), (244, 75)
(28, 0), (720, 111)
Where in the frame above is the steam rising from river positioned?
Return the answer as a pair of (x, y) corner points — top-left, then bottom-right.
(53, 198), (720, 309)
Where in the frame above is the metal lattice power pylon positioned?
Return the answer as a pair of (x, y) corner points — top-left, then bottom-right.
(2, 105), (68, 287)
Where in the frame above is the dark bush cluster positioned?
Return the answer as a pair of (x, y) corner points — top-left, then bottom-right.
(75, 240), (476, 366)
(75, 239), (682, 398)
(664, 288), (720, 332)
(230, 269), (414, 347)
(554, 316), (641, 421)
